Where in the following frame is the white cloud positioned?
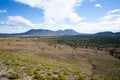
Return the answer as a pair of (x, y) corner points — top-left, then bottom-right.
(15, 0), (84, 23)
(35, 13), (120, 33)
(7, 16), (34, 27)
(107, 9), (120, 14)
(100, 14), (120, 22)
(1, 14), (120, 33)
(35, 23), (71, 31)
(1, 1), (120, 33)
(94, 4), (102, 8)
(2, 13), (119, 33)
(73, 13), (120, 33)
(0, 10), (7, 13)
(0, 16), (33, 33)
(0, 22), (5, 25)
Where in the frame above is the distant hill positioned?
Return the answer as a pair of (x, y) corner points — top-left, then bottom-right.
(21, 29), (80, 35)
(0, 29), (120, 36)
(94, 31), (120, 36)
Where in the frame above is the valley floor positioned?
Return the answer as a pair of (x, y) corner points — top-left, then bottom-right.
(0, 36), (120, 80)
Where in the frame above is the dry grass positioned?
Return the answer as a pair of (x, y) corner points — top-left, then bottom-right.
(0, 36), (120, 80)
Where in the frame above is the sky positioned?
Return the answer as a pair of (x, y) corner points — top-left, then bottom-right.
(0, 0), (120, 33)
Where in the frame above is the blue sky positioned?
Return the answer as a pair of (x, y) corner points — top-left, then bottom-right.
(0, 0), (120, 33)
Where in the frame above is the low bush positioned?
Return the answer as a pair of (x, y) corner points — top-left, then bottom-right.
(8, 73), (21, 79)
(34, 73), (46, 80)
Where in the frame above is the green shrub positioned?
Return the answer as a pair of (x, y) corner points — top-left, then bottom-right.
(26, 69), (34, 76)
(64, 70), (70, 75)
(5, 61), (11, 66)
(8, 73), (21, 79)
(73, 70), (81, 75)
(47, 76), (60, 80)
(47, 72), (52, 76)
(52, 76), (60, 80)
(90, 78), (99, 80)
(78, 75), (85, 80)
(58, 74), (67, 80)
(34, 73), (46, 80)
(34, 70), (39, 74)
(53, 71), (59, 74)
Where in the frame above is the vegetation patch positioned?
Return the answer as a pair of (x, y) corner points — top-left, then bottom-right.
(8, 72), (21, 79)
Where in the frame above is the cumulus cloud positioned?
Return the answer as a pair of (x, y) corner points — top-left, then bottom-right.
(0, 16), (34, 33)
(0, 9), (7, 13)
(107, 9), (120, 14)
(94, 4), (102, 8)
(0, 22), (5, 25)
(35, 23), (72, 31)
(7, 16), (34, 27)
(14, 0), (84, 23)
(35, 12), (120, 33)
(3, 13), (119, 33)
(73, 13), (120, 33)
(1, 14), (120, 33)
(1, 0), (119, 33)
(100, 14), (120, 22)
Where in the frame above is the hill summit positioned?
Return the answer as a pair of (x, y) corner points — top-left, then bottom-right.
(22, 29), (80, 35)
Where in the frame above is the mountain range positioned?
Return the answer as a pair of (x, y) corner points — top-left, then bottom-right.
(0, 29), (120, 36)
(94, 31), (120, 36)
(21, 29), (80, 35)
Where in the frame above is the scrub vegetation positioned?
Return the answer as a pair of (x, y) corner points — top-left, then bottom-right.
(0, 36), (120, 80)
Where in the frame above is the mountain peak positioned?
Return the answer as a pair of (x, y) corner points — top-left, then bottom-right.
(23, 29), (80, 35)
